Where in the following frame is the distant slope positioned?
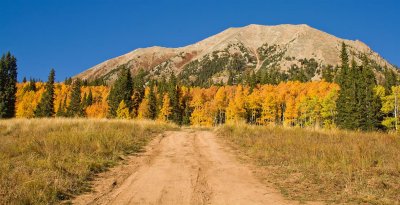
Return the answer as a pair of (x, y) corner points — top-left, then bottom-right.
(75, 24), (395, 85)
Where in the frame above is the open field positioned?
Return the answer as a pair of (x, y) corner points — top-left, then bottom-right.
(217, 124), (400, 205)
(1, 119), (399, 205)
(0, 118), (175, 204)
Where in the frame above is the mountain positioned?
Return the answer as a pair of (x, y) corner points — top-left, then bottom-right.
(75, 24), (396, 85)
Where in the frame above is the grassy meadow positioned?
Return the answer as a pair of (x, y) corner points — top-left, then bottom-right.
(0, 118), (175, 204)
(217, 124), (400, 205)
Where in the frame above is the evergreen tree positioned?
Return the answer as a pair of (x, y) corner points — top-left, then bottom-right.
(227, 71), (234, 85)
(182, 102), (192, 125)
(148, 80), (157, 120)
(358, 56), (383, 130)
(336, 43), (383, 131)
(322, 65), (335, 82)
(168, 72), (182, 124)
(64, 77), (73, 85)
(0, 52), (18, 118)
(25, 78), (36, 92)
(56, 97), (66, 117)
(86, 89), (93, 106)
(336, 42), (354, 129)
(249, 70), (257, 90)
(35, 69), (55, 117)
(82, 92), (88, 108)
(67, 79), (84, 117)
(132, 68), (146, 116)
(107, 66), (133, 117)
(22, 76), (27, 83)
(383, 66), (398, 94)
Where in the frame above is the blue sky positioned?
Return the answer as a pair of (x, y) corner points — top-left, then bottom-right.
(0, 0), (399, 81)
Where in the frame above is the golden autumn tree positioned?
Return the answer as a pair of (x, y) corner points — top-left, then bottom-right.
(15, 82), (45, 118)
(116, 100), (130, 119)
(321, 88), (338, 128)
(190, 90), (213, 126)
(16, 90), (37, 118)
(246, 87), (261, 124)
(137, 87), (151, 119)
(158, 93), (172, 122)
(259, 90), (278, 125)
(213, 86), (228, 124)
(226, 85), (247, 124)
(84, 86), (110, 118)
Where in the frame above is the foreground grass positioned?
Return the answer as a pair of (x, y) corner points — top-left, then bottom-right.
(0, 118), (176, 204)
(217, 124), (400, 205)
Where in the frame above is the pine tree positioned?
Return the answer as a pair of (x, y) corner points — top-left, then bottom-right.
(56, 97), (65, 117)
(168, 72), (182, 124)
(148, 80), (157, 120)
(0, 52), (18, 118)
(336, 43), (383, 131)
(86, 89), (93, 106)
(358, 56), (383, 130)
(336, 42), (355, 129)
(22, 76), (27, 83)
(35, 69), (55, 117)
(25, 78), (36, 92)
(132, 68), (146, 116)
(383, 66), (398, 94)
(82, 92), (88, 109)
(227, 71), (234, 85)
(107, 66), (133, 117)
(67, 79), (84, 117)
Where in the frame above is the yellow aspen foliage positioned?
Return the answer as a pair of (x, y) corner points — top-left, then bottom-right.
(284, 97), (298, 126)
(14, 81), (340, 128)
(116, 100), (130, 119)
(86, 102), (108, 118)
(15, 82), (45, 118)
(226, 85), (247, 124)
(246, 88), (261, 124)
(137, 87), (151, 119)
(321, 89), (338, 128)
(16, 91), (37, 118)
(137, 98), (150, 119)
(158, 94), (172, 122)
(259, 94), (278, 125)
(213, 86), (227, 124)
(190, 91), (212, 126)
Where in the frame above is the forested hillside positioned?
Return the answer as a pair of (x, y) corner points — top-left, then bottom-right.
(75, 24), (397, 87)
(2, 42), (400, 132)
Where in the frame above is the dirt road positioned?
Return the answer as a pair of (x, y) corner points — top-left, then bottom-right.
(73, 130), (295, 205)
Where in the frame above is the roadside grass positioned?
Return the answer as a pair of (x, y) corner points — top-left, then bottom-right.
(0, 118), (176, 204)
(217, 124), (400, 205)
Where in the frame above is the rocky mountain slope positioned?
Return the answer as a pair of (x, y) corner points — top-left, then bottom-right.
(75, 24), (395, 85)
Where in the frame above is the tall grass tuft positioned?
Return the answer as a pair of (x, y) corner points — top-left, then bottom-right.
(0, 118), (175, 204)
(217, 124), (400, 204)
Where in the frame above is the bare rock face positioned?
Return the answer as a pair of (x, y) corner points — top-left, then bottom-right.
(75, 24), (394, 84)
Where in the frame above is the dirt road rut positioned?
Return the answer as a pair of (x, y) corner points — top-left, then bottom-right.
(73, 130), (295, 205)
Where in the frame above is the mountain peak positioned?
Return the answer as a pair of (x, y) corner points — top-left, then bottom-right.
(75, 24), (395, 85)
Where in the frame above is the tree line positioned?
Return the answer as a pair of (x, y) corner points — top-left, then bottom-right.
(3, 45), (400, 131)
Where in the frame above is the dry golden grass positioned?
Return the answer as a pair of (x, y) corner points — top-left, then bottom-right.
(217, 124), (400, 205)
(0, 118), (176, 204)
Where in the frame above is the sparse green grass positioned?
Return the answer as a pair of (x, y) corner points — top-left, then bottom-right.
(0, 118), (176, 204)
(217, 124), (400, 205)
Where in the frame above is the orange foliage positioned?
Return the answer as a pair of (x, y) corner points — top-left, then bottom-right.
(15, 81), (338, 128)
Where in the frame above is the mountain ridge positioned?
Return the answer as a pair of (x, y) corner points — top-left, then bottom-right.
(75, 24), (395, 85)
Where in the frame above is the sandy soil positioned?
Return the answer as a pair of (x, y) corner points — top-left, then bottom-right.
(72, 130), (297, 205)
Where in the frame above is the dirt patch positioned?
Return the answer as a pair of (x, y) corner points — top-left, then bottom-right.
(72, 130), (299, 205)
